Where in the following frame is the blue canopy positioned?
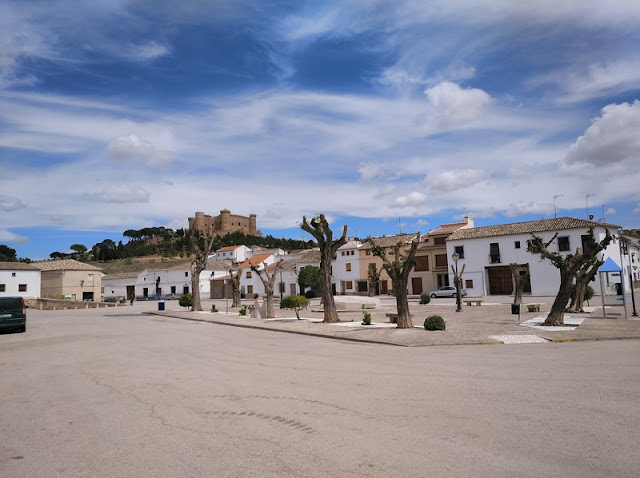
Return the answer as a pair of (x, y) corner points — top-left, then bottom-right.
(599, 257), (621, 272)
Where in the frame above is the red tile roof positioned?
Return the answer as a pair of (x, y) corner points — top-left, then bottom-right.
(447, 217), (619, 241)
(237, 253), (273, 269)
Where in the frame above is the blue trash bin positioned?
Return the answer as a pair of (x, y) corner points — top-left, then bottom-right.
(158, 300), (165, 311)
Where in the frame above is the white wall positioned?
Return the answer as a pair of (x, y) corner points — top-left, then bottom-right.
(447, 227), (622, 296)
(0, 270), (41, 298)
(333, 241), (362, 294)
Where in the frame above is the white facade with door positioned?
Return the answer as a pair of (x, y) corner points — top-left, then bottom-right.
(333, 241), (363, 294)
(446, 218), (623, 297)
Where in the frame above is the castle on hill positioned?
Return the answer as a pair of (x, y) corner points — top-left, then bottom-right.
(188, 209), (262, 237)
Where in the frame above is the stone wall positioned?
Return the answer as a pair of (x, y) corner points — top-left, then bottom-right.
(25, 298), (122, 310)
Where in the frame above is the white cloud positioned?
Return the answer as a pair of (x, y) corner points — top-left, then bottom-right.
(564, 101), (640, 166)
(128, 41), (170, 60)
(425, 169), (489, 192)
(108, 133), (173, 166)
(419, 81), (493, 134)
(86, 185), (150, 204)
(392, 192), (428, 208)
(0, 229), (28, 244)
(0, 195), (26, 211)
(503, 201), (553, 218)
(533, 60), (640, 104)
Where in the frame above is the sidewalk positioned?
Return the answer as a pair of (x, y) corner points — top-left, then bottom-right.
(150, 296), (640, 347)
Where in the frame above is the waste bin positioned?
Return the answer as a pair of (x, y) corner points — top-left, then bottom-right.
(511, 303), (520, 315)
(158, 300), (165, 311)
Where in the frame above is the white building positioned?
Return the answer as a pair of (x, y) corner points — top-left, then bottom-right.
(0, 262), (41, 298)
(210, 245), (251, 263)
(237, 253), (276, 296)
(445, 217), (622, 297)
(333, 240), (364, 294)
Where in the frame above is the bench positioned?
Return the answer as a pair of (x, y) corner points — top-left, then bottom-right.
(464, 299), (483, 306)
(385, 313), (414, 323)
(525, 303), (542, 312)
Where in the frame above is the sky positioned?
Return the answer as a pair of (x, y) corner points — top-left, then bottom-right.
(1, 0), (639, 260)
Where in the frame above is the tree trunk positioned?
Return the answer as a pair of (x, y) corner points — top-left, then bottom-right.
(568, 260), (602, 313)
(544, 269), (573, 326)
(230, 270), (241, 307)
(394, 275), (413, 328)
(509, 264), (529, 305)
(300, 215), (347, 324)
(191, 263), (203, 311)
(319, 247), (339, 322)
(253, 260), (281, 319)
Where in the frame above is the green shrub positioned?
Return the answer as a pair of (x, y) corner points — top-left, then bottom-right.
(179, 293), (193, 309)
(362, 311), (372, 325)
(584, 285), (595, 301)
(424, 315), (446, 331)
(280, 294), (310, 319)
(419, 293), (431, 305)
(304, 290), (316, 299)
(210, 304), (218, 313)
(239, 305), (248, 316)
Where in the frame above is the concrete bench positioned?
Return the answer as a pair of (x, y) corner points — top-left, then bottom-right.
(464, 299), (483, 306)
(385, 312), (415, 323)
(385, 313), (398, 323)
(525, 303), (542, 312)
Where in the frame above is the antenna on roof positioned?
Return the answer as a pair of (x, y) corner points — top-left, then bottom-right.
(553, 194), (564, 219)
(398, 217), (402, 234)
(585, 193), (595, 219)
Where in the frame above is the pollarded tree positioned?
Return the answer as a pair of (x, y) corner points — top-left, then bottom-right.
(367, 263), (383, 297)
(527, 227), (611, 326)
(229, 268), (242, 307)
(568, 255), (605, 313)
(189, 231), (216, 312)
(371, 233), (422, 328)
(300, 215), (348, 323)
(251, 259), (284, 318)
(509, 263), (530, 305)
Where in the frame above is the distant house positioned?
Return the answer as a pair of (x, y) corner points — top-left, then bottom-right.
(409, 216), (474, 295)
(334, 240), (365, 295)
(31, 259), (102, 301)
(237, 253), (276, 296)
(359, 234), (419, 295)
(210, 245), (251, 263)
(445, 217), (622, 296)
(101, 272), (138, 301)
(0, 262), (41, 298)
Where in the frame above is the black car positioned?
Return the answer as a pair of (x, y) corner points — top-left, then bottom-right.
(0, 296), (26, 333)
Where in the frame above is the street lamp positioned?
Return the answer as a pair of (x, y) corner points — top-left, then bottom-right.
(278, 265), (284, 301)
(452, 252), (462, 312)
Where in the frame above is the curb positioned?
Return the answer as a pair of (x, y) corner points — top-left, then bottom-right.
(147, 311), (640, 348)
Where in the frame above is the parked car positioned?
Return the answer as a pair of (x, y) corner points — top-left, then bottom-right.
(429, 286), (468, 298)
(162, 293), (180, 300)
(0, 296), (26, 333)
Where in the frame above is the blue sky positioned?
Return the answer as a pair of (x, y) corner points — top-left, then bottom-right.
(1, 0), (639, 259)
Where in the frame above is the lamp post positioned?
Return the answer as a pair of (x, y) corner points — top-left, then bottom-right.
(452, 252), (462, 312)
(225, 268), (229, 314)
(279, 265), (284, 301)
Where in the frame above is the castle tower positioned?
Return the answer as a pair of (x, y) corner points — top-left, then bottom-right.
(249, 214), (257, 234)
(219, 209), (231, 234)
